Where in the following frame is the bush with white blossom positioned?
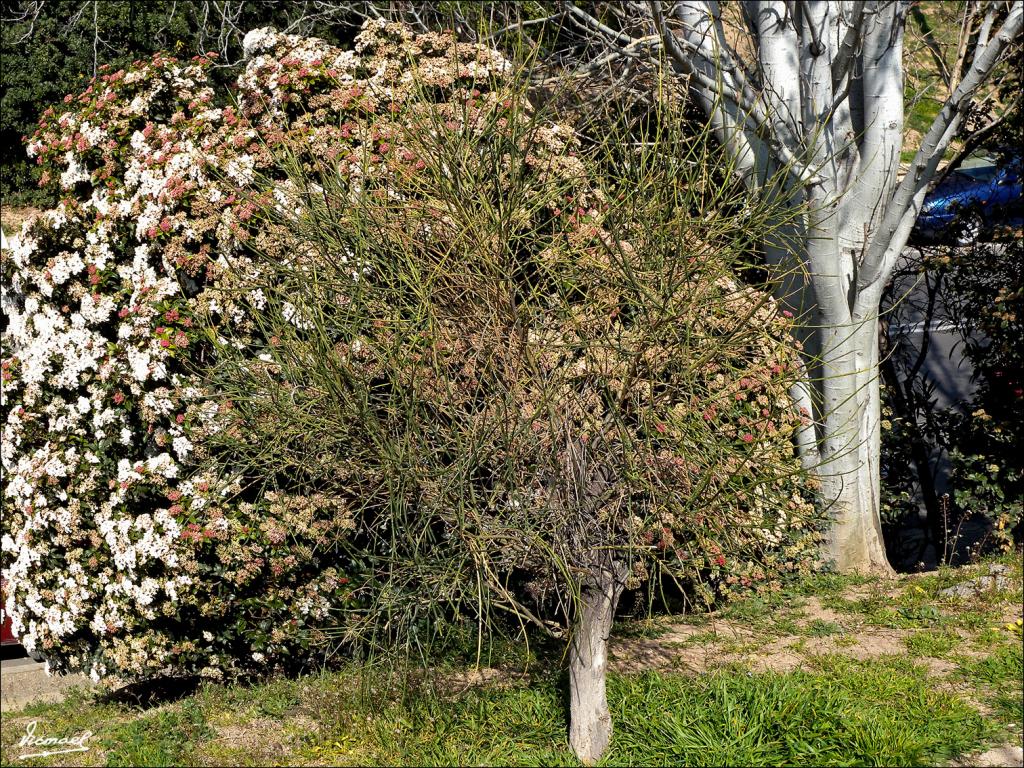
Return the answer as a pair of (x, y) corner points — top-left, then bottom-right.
(0, 21), (501, 683)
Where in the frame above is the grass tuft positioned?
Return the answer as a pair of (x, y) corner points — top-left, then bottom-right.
(607, 658), (988, 767)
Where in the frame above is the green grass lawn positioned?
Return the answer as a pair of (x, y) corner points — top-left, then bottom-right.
(0, 656), (1004, 767)
(2, 555), (1021, 767)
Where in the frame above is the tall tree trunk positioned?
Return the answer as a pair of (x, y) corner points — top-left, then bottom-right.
(615, 0), (1021, 574)
(816, 315), (893, 574)
(568, 555), (625, 765)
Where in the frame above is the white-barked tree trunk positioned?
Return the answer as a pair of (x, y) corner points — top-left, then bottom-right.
(568, 554), (626, 765)
(644, 0), (1023, 573)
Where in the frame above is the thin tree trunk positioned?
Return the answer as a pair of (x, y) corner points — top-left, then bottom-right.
(568, 555), (625, 765)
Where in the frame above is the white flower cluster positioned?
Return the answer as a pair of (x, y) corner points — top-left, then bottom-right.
(1, 53), (236, 677)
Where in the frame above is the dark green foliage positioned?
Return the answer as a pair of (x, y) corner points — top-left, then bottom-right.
(3, 1), (189, 202)
(942, 238), (1024, 548)
(880, 236), (1023, 563)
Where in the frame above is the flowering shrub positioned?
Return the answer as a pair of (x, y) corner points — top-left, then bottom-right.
(1, 20), (821, 686)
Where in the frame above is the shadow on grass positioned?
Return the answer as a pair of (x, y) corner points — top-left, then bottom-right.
(101, 675), (202, 709)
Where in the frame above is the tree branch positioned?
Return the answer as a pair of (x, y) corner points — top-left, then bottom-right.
(932, 94), (1020, 187)
(653, 0), (825, 185)
(840, 0), (906, 256)
(855, 0), (1023, 306)
(563, 1), (633, 46)
(832, 1), (866, 87)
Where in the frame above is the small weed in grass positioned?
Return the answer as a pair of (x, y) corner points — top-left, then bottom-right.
(904, 629), (960, 657)
(718, 593), (802, 635)
(614, 617), (673, 640)
(103, 700), (211, 767)
(721, 595), (775, 622)
(897, 604), (943, 625)
(989, 689), (1024, 729)
(251, 677), (303, 717)
(787, 571), (876, 599)
(677, 629), (720, 647)
(720, 639), (762, 655)
(955, 641), (1024, 732)
(769, 616), (803, 636)
(805, 619), (842, 637)
(958, 642), (1024, 688)
(973, 626), (1006, 647)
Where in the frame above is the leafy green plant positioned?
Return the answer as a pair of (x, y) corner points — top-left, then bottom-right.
(958, 642), (1024, 687)
(904, 629), (959, 657)
(805, 619), (842, 638)
(879, 236), (1024, 565)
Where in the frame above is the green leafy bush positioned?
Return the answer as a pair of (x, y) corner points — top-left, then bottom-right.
(941, 238), (1024, 550)
(880, 237), (1023, 563)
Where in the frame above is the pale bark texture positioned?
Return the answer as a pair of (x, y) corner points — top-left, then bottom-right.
(573, 0), (1023, 573)
(568, 555), (626, 765)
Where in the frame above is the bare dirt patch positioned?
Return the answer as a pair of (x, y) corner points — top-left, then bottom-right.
(201, 716), (305, 765)
(0, 205), (41, 235)
(440, 667), (528, 694)
(999, 604), (1024, 624)
(950, 744), (1024, 768)
(610, 619), (756, 674)
(837, 582), (880, 601)
(794, 596), (853, 628)
(611, 621), (918, 675)
(611, 571), (1019, 678)
(802, 628), (907, 659)
(720, 635), (806, 673)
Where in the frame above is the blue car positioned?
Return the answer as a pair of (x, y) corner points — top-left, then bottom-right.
(912, 152), (1023, 246)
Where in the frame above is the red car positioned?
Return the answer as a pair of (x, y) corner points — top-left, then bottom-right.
(1, 576), (22, 648)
